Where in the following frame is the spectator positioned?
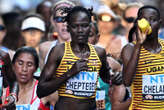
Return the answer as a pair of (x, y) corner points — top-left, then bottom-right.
(0, 16), (15, 59)
(21, 14), (46, 79)
(39, 0), (76, 70)
(96, 5), (127, 60)
(88, 21), (123, 110)
(21, 14), (45, 54)
(121, 2), (143, 41)
(0, 50), (18, 110)
(2, 12), (24, 51)
(0, 16), (5, 45)
(158, 0), (164, 39)
(0, 16), (14, 58)
(36, 0), (53, 41)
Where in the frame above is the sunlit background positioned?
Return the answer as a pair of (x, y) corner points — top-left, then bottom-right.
(0, 0), (157, 14)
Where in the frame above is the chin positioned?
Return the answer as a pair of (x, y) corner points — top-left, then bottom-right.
(19, 80), (28, 84)
(62, 36), (71, 41)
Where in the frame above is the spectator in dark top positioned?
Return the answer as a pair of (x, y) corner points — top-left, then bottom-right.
(2, 12), (24, 51)
(36, 0), (53, 41)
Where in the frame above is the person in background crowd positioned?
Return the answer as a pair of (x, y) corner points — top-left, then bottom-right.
(0, 16), (5, 45)
(157, 0), (164, 39)
(107, 3), (142, 110)
(39, 0), (76, 70)
(21, 14), (46, 79)
(88, 21), (123, 110)
(2, 12), (24, 51)
(37, 6), (111, 110)
(21, 14), (45, 54)
(0, 16), (18, 110)
(0, 50), (19, 110)
(96, 4), (127, 60)
(0, 16), (14, 59)
(1, 12), (24, 60)
(121, 6), (164, 109)
(36, 0), (53, 41)
(3, 46), (58, 110)
(121, 2), (143, 41)
(38, 2), (76, 108)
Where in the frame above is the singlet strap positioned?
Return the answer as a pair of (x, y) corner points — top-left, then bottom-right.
(4, 87), (10, 104)
(30, 80), (38, 104)
(38, 102), (50, 110)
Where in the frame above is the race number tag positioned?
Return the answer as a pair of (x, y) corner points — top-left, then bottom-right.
(16, 104), (31, 110)
(142, 74), (164, 100)
(96, 90), (105, 110)
(66, 72), (98, 97)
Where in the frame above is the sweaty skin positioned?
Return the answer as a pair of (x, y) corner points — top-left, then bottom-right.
(37, 6), (110, 110)
(122, 6), (163, 110)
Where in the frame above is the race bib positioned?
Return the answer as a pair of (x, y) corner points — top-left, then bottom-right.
(96, 90), (105, 110)
(16, 104), (31, 110)
(142, 74), (164, 100)
(66, 71), (98, 97)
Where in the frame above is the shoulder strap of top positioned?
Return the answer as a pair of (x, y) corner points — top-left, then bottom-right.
(30, 80), (38, 104)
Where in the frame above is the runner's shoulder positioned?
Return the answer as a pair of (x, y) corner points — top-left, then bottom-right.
(94, 45), (106, 57)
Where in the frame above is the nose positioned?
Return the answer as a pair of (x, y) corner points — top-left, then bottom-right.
(22, 64), (28, 72)
(62, 22), (67, 26)
(77, 26), (83, 33)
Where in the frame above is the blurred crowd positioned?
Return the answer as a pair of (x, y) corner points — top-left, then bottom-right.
(0, 0), (163, 58)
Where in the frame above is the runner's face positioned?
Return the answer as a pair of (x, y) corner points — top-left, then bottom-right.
(137, 8), (160, 37)
(68, 11), (91, 44)
(88, 23), (99, 45)
(52, 9), (71, 42)
(22, 29), (43, 48)
(13, 53), (37, 84)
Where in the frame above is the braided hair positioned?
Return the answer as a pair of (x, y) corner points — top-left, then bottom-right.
(65, 6), (93, 24)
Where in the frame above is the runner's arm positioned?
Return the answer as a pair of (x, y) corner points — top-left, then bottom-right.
(37, 44), (88, 98)
(111, 84), (131, 110)
(95, 46), (110, 83)
(121, 43), (141, 86)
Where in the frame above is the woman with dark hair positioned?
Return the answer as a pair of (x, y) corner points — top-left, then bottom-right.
(4, 46), (58, 110)
(0, 15), (15, 60)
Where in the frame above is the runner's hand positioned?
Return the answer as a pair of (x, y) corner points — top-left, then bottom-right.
(71, 59), (88, 75)
(2, 95), (16, 110)
(110, 70), (122, 85)
(136, 26), (147, 44)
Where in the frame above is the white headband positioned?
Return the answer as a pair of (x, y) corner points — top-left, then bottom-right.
(21, 17), (45, 32)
